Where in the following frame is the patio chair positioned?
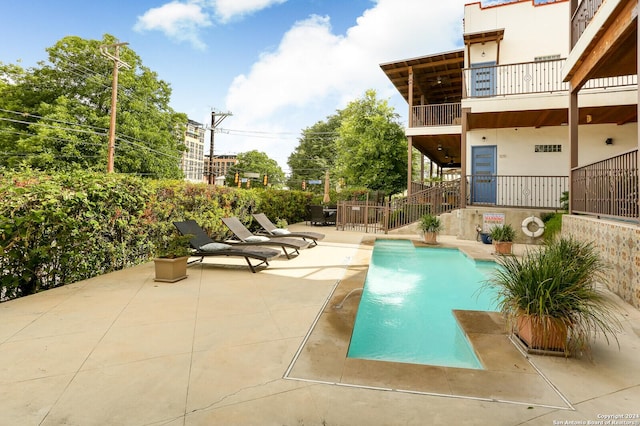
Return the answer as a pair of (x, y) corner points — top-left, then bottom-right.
(309, 205), (329, 226)
(252, 213), (325, 247)
(221, 217), (310, 259)
(173, 220), (281, 273)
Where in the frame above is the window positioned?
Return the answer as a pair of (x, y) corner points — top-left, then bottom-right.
(534, 144), (562, 153)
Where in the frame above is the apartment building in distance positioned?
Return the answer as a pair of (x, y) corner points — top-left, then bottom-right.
(205, 154), (238, 186)
(181, 119), (205, 182)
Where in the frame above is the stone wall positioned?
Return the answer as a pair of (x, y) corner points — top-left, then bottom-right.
(562, 215), (640, 309)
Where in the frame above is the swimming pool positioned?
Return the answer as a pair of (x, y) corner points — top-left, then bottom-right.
(347, 239), (498, 370)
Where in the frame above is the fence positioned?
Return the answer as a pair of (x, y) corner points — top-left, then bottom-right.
(571, 149), (638, 222)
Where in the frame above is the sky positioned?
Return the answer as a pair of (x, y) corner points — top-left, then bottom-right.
(0, 0), (503, 173)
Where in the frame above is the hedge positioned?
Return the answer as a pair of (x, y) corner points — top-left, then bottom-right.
(0, 170), (318, 301)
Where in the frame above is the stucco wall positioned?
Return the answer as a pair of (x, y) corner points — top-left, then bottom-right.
(562, 215), (640, 308)
(466, 123), (638, 176)
(464, 0), (570, 65)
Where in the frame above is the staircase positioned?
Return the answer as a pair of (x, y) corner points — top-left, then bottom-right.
(386, 180), (461, 232)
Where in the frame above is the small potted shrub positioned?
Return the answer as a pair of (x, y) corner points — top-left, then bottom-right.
(484, 237), (620, 355)
(490, 224), (515, 255)
(419, 213), (442, 245)
(153, 232), (193, 283)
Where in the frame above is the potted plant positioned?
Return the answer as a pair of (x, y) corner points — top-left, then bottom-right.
(153, 232), (193, 283)
(484, 237), (620, 355)
(490, 224), (515, 255)
(419, 213), (442, 245)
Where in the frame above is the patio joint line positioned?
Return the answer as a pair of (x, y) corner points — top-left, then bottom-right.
(38, 276), (150, 426)
(283, 278), (341, 378)
(508, 334), (576, 411)
(283, 376), (574, 410)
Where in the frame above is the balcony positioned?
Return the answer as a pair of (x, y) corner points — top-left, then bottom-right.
(462, 58), (636, 99)
(411, 102), (462, 127)
(571, 0), (604, 47)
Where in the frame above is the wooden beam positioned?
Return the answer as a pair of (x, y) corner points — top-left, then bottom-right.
(569, 0), (638, 89)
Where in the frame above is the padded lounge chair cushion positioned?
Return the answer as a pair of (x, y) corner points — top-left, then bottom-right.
(271, 228), (291, 235)
(245, 235), (270, 242)
(199, 242), (233, 252)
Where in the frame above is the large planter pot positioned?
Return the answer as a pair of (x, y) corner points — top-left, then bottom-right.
(493, 241), (513, 255)
(423, 231), (438, 245)
(516, 315), (568, 352)
(154, 257), (189, 283)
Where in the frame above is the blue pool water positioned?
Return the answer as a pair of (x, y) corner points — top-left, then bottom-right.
(347, 239), (498, 370)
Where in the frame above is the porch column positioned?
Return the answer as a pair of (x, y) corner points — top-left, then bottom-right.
(407, 136), (413, 195)
(568, 88), (579, 214)
(420, 154), (425, 185)
(460, 108), (470, 208)
(407, 66), (414, 195)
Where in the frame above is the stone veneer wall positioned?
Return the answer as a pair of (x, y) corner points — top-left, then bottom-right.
(562, 215), (640, 308)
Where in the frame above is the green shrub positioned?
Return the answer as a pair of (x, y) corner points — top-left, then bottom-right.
(490, 224), (516, 242)
(541, 212), (563, 244)
(0, 170), (334, 300)
(418, 213), (442, 233)
(485, 237), (620, 355)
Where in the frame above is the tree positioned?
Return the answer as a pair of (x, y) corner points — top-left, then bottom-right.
(0, 34), (187, 178)
(287, 112), (342, 190)
(334, 90), (408, 196)
(225, 150), (285, 188)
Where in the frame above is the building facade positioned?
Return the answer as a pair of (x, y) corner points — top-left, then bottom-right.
(181, 119), (205, 182)
(205, 154), (238, 186)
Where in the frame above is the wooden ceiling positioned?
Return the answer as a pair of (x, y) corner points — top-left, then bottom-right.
(419, 104), (637, 167)
(380, 49), (464, 106)
(565, 0), (637, 88)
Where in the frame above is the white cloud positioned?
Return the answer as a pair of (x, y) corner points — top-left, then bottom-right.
(211, 0), (288, 22)
(219, 0), (468, 170)
(134, 1), (212, 50)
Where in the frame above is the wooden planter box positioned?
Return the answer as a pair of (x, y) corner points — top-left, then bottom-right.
(154, 257), (188, 283)
(516, 315), (568, 352)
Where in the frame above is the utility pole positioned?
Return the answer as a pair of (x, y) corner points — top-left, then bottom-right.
(100, 42), (131, 173)
(207, 109), (232, 184)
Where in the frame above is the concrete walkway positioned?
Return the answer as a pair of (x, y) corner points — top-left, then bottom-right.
(1, 226), (639, 425)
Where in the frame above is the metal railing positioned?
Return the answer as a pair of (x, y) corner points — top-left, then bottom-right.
(571, 0), (604, 47)
(467, 175), (568, 209)
(411, 103), (461, 127)
(571, 149), (638, 222)
(336, 181), (461, 233)
(462, 58), (635, 99)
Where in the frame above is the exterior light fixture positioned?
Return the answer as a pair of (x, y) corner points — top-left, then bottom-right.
(605, 138), (613, 145)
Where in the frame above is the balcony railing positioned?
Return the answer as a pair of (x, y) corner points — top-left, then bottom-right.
(571, 0), (604, 47)
(571, 149), (638, 222)
(411, 103), (461, 127)
(467, 175), (569, 209)
(462, 59), (635, 98)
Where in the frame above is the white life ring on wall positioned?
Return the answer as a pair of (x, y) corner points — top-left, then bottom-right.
(521, 216), (545, 238)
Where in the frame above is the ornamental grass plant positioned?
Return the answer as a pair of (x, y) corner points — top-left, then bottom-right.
(485, 237), (621, 356)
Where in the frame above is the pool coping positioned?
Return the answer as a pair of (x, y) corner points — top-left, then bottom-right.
(284, 236), (574, 410)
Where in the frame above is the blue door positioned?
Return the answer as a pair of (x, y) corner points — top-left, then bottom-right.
(471, 146), (497, 204)
(470, 61), (496, 97)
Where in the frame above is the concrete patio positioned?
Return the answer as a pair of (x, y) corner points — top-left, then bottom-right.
(1, 225), (639, 425)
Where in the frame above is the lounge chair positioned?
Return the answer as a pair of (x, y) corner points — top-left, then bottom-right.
(221, 217), (310, 259)
(173, 220), (281, 273)
(252, 213), (324, 247)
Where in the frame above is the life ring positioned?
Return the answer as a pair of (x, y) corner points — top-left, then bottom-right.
(521, 216), (545, 238)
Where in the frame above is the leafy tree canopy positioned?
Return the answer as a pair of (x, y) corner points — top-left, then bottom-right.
(334, 89), (407, 196)
(287, 112), (342, 190)
(0, 34), (187, 178)
(225, 150), (285, 188)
